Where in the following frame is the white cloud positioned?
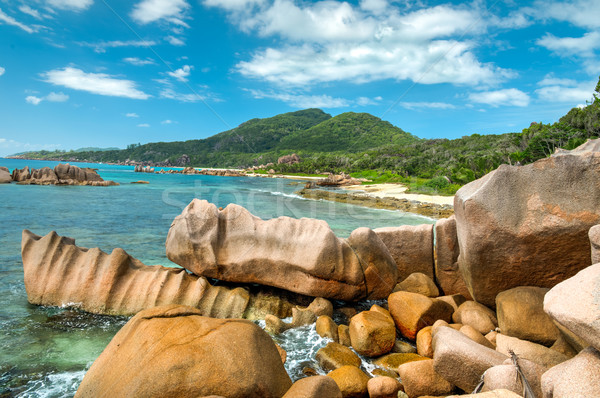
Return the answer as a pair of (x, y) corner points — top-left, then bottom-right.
(0, 8), (36, 33)
(0, 66), (4, 76)
(161, 119), (176, 124)
(536, 77), (596, 103)
(469, 88), (530, 107)
(47, 0), (94, 11)
(80, 39), (157, 53)
(131, 0), (190, 25)
(360, 0), (388, 15)
(126, 112), (140, 117)
(399, 101), (456, 110)
(356, 96), (382, 106)
(537, 0), (600, 29)
(166, 35), (185, 46)
(249, 90), (350, 108)
(43, 67), (150, 100)
(26, 96), (43, 105)
(46, 91), (69, 102)
(123, 57), (156, 66)
(167, 65), (192, 82)
(203, 0), (264, 11)
(537, 31), (600, 56)
(137, 123), (150, 127)
(19, 5), (43, 20)
(160, 88), (205, 102)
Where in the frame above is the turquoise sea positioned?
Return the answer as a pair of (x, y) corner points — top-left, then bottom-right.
(0, 158), (433, 397)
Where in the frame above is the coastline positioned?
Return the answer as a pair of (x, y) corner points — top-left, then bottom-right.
(344, 183), (455, 206)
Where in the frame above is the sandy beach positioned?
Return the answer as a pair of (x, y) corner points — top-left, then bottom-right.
(344, 183), (455, 206)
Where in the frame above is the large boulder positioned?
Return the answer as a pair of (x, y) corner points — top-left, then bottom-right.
(374, 224), (434, 280)
(453, 301), (498, 335)
(393, 272), (439, 297)
(349, 310), (396, 357)
(541, 346), (600, 397)
(327, 366), (370, 398)
(454, 142), (600, 307)
(11, 166), (30, 182)
(21, 230), (281, 319)
(495, 333), (569, 368)
(166, 199), (397, 301)
(388, 291), (454, 340)
(397, 358), (455, 397)
(432, 326), (508, 392)
(29, 167), (58, 184)
(0, 167), (11, 183)
(590, 225), (600, 264)
(283, 376), (342, 398)
(54, 163), (118, 186)
(496, 286), (559, 346)
(482, 357), (547, 398)
(315, 342), (361, 372)
(434, 216), (472, 299)
(544, 263), (600, 351)
(366, 376), (401, 398)
(75, 305), (292, 397)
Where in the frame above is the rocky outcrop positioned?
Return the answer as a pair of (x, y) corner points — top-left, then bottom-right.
(21, 230), (293, 318)
(388, 291), (454, 340)
(75, 305), (292, 398)
(315, 172), (366, 187)
(434, 216), (472, 298)
(10, 164), (118, 186)
(277, 153), (300, 165)
(544, 263), (600, 351)
(134, 165), (155, 173)
(0, 166), (12, 183)
(11, 166), (30, 182)
(165, 199), (398, 301)
(454, 141), (600, 307)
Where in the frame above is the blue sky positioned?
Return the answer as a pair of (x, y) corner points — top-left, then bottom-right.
(0, 0), (599, 156)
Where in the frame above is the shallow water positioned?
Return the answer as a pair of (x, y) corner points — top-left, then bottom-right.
(0, 159), (431, 396)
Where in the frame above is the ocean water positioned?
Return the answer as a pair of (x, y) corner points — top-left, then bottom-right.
(0, 159), (432, 397)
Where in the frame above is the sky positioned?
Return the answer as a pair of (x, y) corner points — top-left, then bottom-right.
(0, 0), (599, 156)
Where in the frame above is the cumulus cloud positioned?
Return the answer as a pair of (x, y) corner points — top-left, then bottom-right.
(536, 77), (596, 103)
(131, 0), (190, 26)
(126, 112), (140, 117)
(42, 67), (150, 100)
(123, 57), (156, 66)
(209, 1), (512, 87)
(469, 88), (530, 107)
(26, 96), (43, 105)
(167, 65), (192, 82)
(0, 8), (37, 33)
(399, 101), (456, 110)
(47, 0), (94, 11)
(80, 39), (157, 53)
(537, 31), (600, 56)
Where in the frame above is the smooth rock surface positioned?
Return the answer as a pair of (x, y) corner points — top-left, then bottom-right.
(497, 286), (559, 346)
(453, 301), (498, 334)
(590, 226), (600, 264)
(327, 366), (370, 398)
(388, 291), (454, 340)
(541, 346), (600, 398)
(166, 199), (397, 300)
(416, 326), (434, 358)
(397, 358), (455, 398)
(454, 145), (600, 307)
(282, 376), (342, 398)
(316, 342), (362, 372)
(495, 333), (569, 368)
(366, 376), (401, 398)
(374, 224), (434, 280)
(75, 305), (292, 398)
(483, 357), (547, 398)
(446, 390), (522, 398)
(434, 215), (472, 298)
(316, 315), (339, 341)
(0, 167), (12, 183)
(394, 272), (440, 297)
(349, 311), (395, 357)
(544, 263), (600, 351)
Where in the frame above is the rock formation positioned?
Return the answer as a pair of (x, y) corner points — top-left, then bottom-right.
(277, 153), (300, 165)
(165, 199), (398, 300)
(0, 166), (12, 183)
(75, 305), (292, 398)
(21, 230), (291, 318)
(454, 140), (600, 307)
(10, 163), (118, 186)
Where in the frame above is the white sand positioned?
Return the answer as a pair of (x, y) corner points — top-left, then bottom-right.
(345, 183), (455, 206)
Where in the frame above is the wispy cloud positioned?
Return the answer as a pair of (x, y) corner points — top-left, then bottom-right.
(126, 112), (140, 117)
(47, 0), (94, 12)
(469, 88), (530, 107)
(0, 8), (37, 33)
(165, 35), (185, 46)
(537, 31), (600, 57)
(42, 67), (150, 100)
(167, 65), (192, 82)
(131, 0), (190, 26)
(79, 39), (157, 53)
(160, 87), (206, 102)
(123, 57), (156, 66)
(248, 89), (364, 108)
(25, 92), (69, 105)
(19, 5), (45, 20)
(536, 76), (596, 103)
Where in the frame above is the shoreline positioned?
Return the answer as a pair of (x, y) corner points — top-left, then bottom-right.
(344, 183), (455, 206)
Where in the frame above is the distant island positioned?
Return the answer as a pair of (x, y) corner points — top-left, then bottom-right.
(10, 77), (600, 196)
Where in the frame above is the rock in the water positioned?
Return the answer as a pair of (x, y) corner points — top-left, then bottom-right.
(388, 291), (454, 340)
(453, 301), (498, 334)
(349, 310), (396, 357)
(496, 286), (559, 346)
(54, 163), (118, 186)
(435, 215), (473, 299)
(29, 167), (58, 184)
(338, 325), (351, 346)
(495, 333), (569, 368)
(432, 326), (508, 392)
(366, 376), (401, 398)
(541, 346), (600, 398)
(327, 366), (370, 398)
(11, 166), (30, 182)
(166, 199), (397, 300)
(590, 225), (600, 264)
(75, 305), (292, 398)
(0, 167), (12, 183)
(544, 263), (600, 351)
(454, 143), (600, 307)
(316, 342), (361, 372)
(316, 315), (339, 341)
(394, 272), (440, 297)
(282, 376), (342, 398)
(482, 357), (546, 398)
(374, 224), (435, 280)
(21, 230), (250, 317)
(397, 358), (455, 398)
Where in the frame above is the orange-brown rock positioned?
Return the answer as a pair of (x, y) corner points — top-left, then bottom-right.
(282, 376), (342, 398)
(416, 326), (434, 358)
(434, 216), (472, 299)
(338, 325), (351, 346)
(388, 291), (454, 340)
(316, 342), (361, 372)
(460, 325), (495, 349)
(166, 199), (397, 300)
(366, 376), (401, 398)
(316, 315), (339, 341)
(394, 272), (439, 297)
(327, 366), (370, 398)
(454, 142), (600, 307)
(21, 230), (249, 317)
(495, 333), (569, 368)
(372, 353), (428, 371)
(374, 224), (434, 280)
(397, 359), (455, 398)
(453, 301), (497, 335)
(349, 311), (396, 357)
(75, 305), (292, 397)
